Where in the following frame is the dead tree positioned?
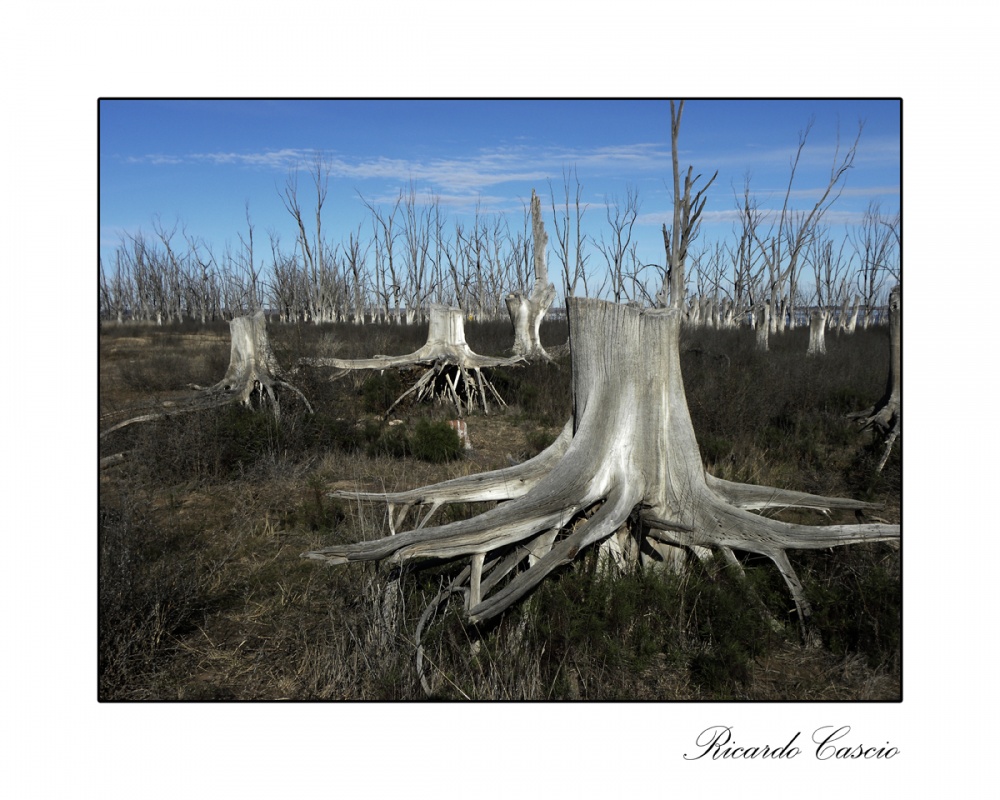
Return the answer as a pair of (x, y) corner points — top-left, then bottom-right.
(806, 309), (828, 356)
(100, 311), (312, 440)
(300, 303), (523, 417)
(548, 167), (591, 300)
(753, 118), (863, 335)
(505, 190), (559, 361)
(849, 284), (901, 471)
(304, 298), (899, 646)
(657, 100), (717, 311)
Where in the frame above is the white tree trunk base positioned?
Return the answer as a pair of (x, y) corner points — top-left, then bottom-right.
(305, 299), (898, 652)
(504, 189), (562, 362)
(100, 312), (312, 440)
(806, 310), (828, 356)
(506, 288), (557, 362)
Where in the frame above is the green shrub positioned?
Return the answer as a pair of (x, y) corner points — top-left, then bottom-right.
(213, 405), (283, 464)
(300, 412), (366, 454)
(684, 560), (780, 694)
(410, 419), (464, 463)
(699, 434), (733, 465)
(688, 642), (752, 694)
(363, 421), (411, 459)
(488, 360), (572, 425)
(524, 547), (786, 698)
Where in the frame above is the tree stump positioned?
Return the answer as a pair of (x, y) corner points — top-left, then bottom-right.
(100, 311), (312, 439)
(305, 298), (899, 642)
(212, 312), (305, 412)
(849, 285), (901, 471)
(300, 303), (522, 416)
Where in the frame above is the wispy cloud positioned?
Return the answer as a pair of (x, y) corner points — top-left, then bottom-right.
(125, 154), (185, 166)
(190, 148), (308, 169)
(129, 142), (673, 194)
(690, 134), (900, 176)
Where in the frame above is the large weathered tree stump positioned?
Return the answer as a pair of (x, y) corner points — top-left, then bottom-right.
(100, 311), (312, 440)
(849, 284), (901, 471)
(300, 303), (523, 416)
(304, 298), (899, 645)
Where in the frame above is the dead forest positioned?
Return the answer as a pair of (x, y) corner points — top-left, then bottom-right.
(99, 111), (900, 701)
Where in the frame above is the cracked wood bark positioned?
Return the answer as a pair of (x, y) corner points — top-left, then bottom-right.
(304, 298), (898, 640)
(100, 311), (312, 439)
(849, 285), (901, 470)
(300, 303), (523, 416)
(506, 190), (559, 361)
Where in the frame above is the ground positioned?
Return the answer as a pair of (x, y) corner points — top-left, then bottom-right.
(99, 317), (900, 701)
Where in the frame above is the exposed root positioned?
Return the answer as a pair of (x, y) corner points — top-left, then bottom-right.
(303, 298), (899, 678)
(705, 474), (881, 514)
(300, 304), (523, 416)
(100, 312), (312, 439)
(329, 420), (573, 532)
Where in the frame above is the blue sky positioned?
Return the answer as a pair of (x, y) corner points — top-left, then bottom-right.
(99, 99), (900, 296)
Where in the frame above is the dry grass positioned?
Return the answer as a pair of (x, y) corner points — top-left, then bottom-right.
(98, 318), (900, 701)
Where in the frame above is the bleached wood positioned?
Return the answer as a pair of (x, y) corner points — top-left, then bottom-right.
(100, 312), (312, 439)
(305, 299), (898, 643)
(506, 190), (559, 361)
(300, 304), (522, 416)
(849, 285), (901, 470)
(806, 309), (828, 355)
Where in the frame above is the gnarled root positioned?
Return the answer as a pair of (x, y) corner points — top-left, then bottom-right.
(299, 304), (523, 417)
(101, 312), (312, 440)
(303, 299), (899, 671)
(330, 420), (572, 532)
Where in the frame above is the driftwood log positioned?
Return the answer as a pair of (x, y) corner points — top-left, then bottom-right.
(304, 298), (899, 647)
(100, 311), (312, 441)
(300, 304), (523, 417)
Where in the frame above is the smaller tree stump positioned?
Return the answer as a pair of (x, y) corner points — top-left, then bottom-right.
(300, 304), (523, 417)
(849, 285), (901, 471)
(100, 311), (312, 440)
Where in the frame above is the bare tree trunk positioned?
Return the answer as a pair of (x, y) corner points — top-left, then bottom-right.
(506, 190), (558, 361)
(845, 295), (861, 333)
(657, 101), (717, 311)
(806, 309), (828, 356)
(307, 299), (898, 649)
(755, 302), (770, 352)
(217, 313), (289, 411)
